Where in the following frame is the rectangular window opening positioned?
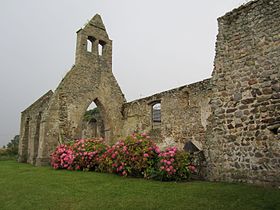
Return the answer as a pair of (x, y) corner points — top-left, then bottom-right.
(152, 102), (161, 129)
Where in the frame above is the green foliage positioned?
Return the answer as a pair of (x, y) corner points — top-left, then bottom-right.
(0, 135), (19, 160)
(6, 135), (19, 155)
(83, 107), (100, 122)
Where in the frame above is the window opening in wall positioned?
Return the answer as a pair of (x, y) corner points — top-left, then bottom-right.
(87, 36), (95, 53)
(152, 102), (161, 129)
(98, 40), (106, 56)
(98, 43), (103, 55)
(87, 39), (92, 52)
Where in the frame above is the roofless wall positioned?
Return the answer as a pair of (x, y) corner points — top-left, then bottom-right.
(19, 0), (279, 186)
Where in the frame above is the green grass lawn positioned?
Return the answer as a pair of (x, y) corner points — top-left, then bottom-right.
(0, 160), (279, 210)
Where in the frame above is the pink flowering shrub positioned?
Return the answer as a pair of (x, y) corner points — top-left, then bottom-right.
(50, 133), (195, 182)
(99, 133), (160, 178)
(157, 147), (192, 181)
(50, 138), (108, 171)
(71, 138), (108, 171)
(50, 144), (74, 170)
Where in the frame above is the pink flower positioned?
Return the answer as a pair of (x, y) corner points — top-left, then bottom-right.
(188, 165), (196, 172)
(141, 133), (147, 137)
(143, 153), (149, 157)
(155, 147), (161, 154)
(167, 161), (171, 165)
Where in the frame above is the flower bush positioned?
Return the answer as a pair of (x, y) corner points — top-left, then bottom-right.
(157, 147), (192, 181)
(51, 144), (74, 170)
(71, 138), (108, 171)
(50, 138), (107, 171)
(99, 133), (160, 178)
(50, 133), (195, 182)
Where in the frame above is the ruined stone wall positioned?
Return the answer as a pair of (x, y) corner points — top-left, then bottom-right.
(206, 0), (280, 185)
(18, 90), (53, 164)
(123, 79), (212, 149)
(35, 15), (126, 166)
(19, 2), (279, 185)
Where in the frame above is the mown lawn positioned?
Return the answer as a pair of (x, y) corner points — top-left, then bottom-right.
(0, 160), (279, 210)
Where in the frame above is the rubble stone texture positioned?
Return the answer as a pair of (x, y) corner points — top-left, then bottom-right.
(18, 0), (279, 185)
(206, 0), (280, 185)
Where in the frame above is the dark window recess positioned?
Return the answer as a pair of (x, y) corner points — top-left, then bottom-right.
(267, 123), (280, 135)
(184, 141), (201, 153)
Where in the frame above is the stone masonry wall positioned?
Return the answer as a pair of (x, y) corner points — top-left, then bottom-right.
(123, 79), (212, 149)
(18, 90), (53, 164)
(35, 15), (126, 166)
(206, 0), (280, 185)
(19, 1), (279, 185)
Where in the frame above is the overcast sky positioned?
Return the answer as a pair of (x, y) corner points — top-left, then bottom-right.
(0, 0), (248, 146)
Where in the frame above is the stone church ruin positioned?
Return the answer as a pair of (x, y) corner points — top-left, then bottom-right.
(19, 0), (279, 185)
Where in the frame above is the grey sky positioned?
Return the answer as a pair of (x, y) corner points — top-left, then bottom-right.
(0, 0), (247, 146)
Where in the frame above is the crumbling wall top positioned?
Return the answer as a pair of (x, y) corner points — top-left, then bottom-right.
(22, 90), (53, 114)
(124, 78), (211, 106)
(218, 0), (276, 23)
